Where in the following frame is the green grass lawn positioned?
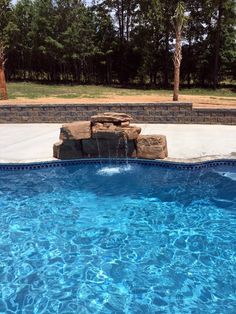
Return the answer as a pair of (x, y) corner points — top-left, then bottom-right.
(6, 82), (236, 99)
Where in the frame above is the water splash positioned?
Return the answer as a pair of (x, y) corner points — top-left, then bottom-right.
(97, 165), (132, 176)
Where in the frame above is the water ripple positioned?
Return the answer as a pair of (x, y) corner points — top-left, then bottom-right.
(0, 163), (235, 313)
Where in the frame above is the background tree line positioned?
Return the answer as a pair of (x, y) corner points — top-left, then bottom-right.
(1, 0), (236, 88)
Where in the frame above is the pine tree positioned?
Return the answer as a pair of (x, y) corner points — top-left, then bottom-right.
(92, 2), (116, 83)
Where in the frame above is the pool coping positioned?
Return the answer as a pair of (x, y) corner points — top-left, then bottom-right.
(0, 157), (236, 171)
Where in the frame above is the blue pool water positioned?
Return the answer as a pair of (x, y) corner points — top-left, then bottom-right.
(0, 161), (236, 313)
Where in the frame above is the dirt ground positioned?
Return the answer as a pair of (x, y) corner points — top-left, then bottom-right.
(1, 94), (236, 109)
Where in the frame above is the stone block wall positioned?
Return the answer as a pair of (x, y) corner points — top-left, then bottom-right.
(0, 102), (235, 125)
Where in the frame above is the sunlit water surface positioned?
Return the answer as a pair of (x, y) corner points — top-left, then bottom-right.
(0, 163), (236, 313)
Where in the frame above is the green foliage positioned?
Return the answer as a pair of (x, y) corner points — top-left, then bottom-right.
(0, 0), (12, 47)
(2, 0), (236, 87)
(173, 1), (188, 32)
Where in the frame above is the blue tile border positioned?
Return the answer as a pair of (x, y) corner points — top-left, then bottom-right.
(0, 158), (236, 171)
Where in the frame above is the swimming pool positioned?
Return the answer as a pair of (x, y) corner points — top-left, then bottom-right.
(0, 159), (236, 313)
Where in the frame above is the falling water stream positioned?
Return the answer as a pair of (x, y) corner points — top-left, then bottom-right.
(97, 132), (131, 175)
(94, 134), (102, 165)
(123, 134), (129, 165)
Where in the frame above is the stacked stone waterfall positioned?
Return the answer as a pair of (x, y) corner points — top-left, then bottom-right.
(53, 112), (168, 160)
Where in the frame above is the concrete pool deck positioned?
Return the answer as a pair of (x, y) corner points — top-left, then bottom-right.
(0, 124), (236, 163)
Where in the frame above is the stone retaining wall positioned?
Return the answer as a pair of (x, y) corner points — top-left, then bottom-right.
(0, 103), (235, 124)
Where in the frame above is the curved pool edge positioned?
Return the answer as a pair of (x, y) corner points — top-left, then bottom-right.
(0, 157), (236, 171)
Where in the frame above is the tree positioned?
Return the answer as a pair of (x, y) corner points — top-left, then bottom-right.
(213, 0), (223, 89)
(0, 0), (11, 99)
(102, 0), (139, 83)
(4, 0), (35, 80)
(181, 0), (205, 88)
(135, 0), (164, 85)
(221, 0), (236, 82)
(92, 2), (116, 83)
(191, 0), (236, 87)
(1, 0), (234, 87)
(56, 0), (96, 82)
(159, 0), (178, 88)
(172, 1), (187, 101)
(0, 43), (7, 99)
(31, 0), (58, 81)
(211, 0), (236, 88)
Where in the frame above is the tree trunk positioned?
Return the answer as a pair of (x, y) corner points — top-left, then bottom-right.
(0, 51), (8, 100)
(74, 62), (80, 82)
(173, 65), (180, 101)
(119, 0), (125, 84)
(150, 72), (153, 85)
(106, 55), (112, 85)
(173, 29), (182, 101)
(187, 72), (191, 89)
(163, 24), (170, 88)
(187, 36), (192, 88)
(213, 0), (223, 89)
(0, 67), (7, 100)
(153, 72), (157, 86)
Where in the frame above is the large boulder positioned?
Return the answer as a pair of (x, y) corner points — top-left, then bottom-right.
(122, 126), (141, 140)
(60, 121), (91, 141)
(91, 112), (133, 125)
(53, 140), (83, 159)
(136, 135), (168, 160)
